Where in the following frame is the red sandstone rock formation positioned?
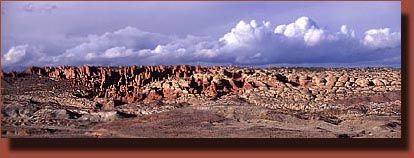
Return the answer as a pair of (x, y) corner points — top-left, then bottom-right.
(203, 81), (218, 98)
(145, 89), (163, 103)
(5, 65), (392, 106)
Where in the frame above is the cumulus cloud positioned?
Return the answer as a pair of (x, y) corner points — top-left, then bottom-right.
(273, 17), (354, 46)
(1, 16), (401, 70)
(274, 17), (320, 38)
(220, 20), (273, 48)
(1, 44), (49, 68)
(54, 26), (174, 65)
(209, 16), (400, 65)
(2, 45), (29, 65)
(362, 28), (401, 49)
(340, 25), (355, 37)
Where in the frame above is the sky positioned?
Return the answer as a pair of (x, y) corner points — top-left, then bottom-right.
(1, 1), (401, 71)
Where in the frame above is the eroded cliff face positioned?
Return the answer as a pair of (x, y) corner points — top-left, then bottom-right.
(13, 65), (255, 106)
(1, 65), (401, 138)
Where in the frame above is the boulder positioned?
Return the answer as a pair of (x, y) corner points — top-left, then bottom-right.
(355, 78), (369, 87)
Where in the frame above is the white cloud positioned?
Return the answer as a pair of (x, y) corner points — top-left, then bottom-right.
(211, 17), (400, 65)
(1, 44), (51, 69)
(55, 26), (172, 65)
(1, 17), (401, 69)
(220, 20), (273, 48)
(2, 45), (29, 65)
(67, 26), (170, 55)
(303, 28), (325, 46)
(340, 25), (355, 37)
(362, 28), (401, 49)
(102, 47), (135, 58)
(275, 16), (319, 38)
(273, 16), (330, 46)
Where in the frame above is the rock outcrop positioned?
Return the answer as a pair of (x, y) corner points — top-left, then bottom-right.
(3, 65), (401, 109)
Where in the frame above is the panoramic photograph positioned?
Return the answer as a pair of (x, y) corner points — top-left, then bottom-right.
(1, 1), (401, 138)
